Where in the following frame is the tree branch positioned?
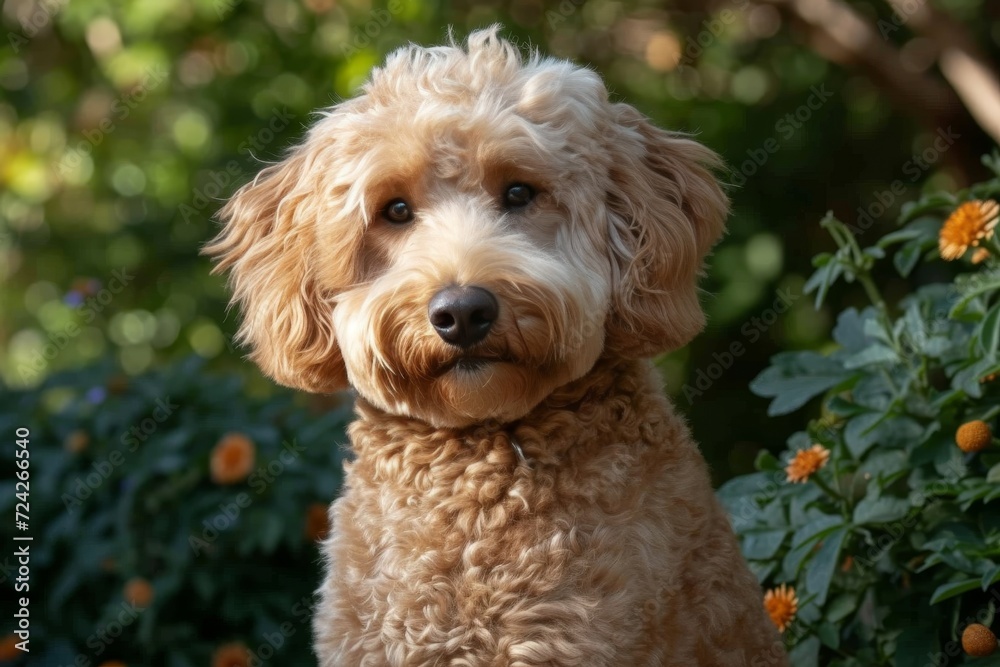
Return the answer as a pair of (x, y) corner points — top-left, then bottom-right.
(882, 0), (1000, 144)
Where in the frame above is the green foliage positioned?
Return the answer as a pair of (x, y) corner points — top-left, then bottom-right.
(722, 152), (1000, 666)
(0, 358), (350, 665)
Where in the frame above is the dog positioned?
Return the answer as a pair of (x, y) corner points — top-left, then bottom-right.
(205, 27), (786, 667)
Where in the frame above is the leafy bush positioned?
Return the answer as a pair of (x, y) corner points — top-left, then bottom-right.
(719, 153), (1000, 666)
(0, 357), (349, 666)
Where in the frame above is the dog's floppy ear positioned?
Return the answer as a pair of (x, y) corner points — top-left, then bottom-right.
(604, 104), (728, 357)
(203, 147), (348, 393)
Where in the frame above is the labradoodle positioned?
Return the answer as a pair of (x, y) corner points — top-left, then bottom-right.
(205, 27), (786, 667)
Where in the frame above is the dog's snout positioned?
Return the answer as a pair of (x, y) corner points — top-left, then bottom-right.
(428, 286), (498, 348)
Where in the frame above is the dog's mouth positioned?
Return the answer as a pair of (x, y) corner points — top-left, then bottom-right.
(436, 354), (515, 376)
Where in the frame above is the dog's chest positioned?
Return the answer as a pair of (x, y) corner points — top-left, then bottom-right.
(363, 438), (639, 571)
(334, 432), (684, 664)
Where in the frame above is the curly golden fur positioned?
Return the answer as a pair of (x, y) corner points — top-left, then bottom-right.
(205, 27), (786, 666)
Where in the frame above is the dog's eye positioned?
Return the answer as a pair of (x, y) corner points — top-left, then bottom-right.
(503, 184), (534, 209)
(382, 199), (413, 224)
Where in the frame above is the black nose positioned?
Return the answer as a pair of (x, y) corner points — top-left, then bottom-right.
(428, 286), (498, 348)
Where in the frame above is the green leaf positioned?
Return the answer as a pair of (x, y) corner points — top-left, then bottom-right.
(886, 217), (943, 276)
(747, 560), (777, 583)
(988, 463), (1000, 484)
(716, 471), (775, 522)
(787, 636), (820, 667)
(899, 194), (955, 223)
(754, 449), (781, 472)
(742, 529), (787, 560)
(783, 516), (845, 580)
(792, 514), (846, 548)
(805, 252), (846, 309)
(958, 482), (994, 510)
(843, 344), (899, 369)
(844, 412), (884, 458)
(817, 621), (840, 649)
(825, 593), (857, 624)
(894, 242), (923, 277)
(853, 491), (909, 525)
(951, 357), (1000, 398)
(930, 578), (981, 604)
(805, 526), (847, 606)
(979, 301), (1000, 357)
(826, 395), (868, 417)
(877, 219), (934, 248)
(832, 308), (871, 353)
(750, 351), (853, 416)
(845, 413), (924, 459)
(982, 563), (1000, 590)
(950, 272), (1000, 319)
(789, 486), (823, 526)
(857, 449), (908, 482)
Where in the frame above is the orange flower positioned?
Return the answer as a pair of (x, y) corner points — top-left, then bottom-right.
(123, 577), (154, 608)
(956, 420), (992, 453)
(939, 199), (1000, 260)
(763, 584), (798, 633)
(962, 623), (998, 657)
(972, 248), (991, 264)
(841, 555), (854, 572)
(210, 433), (256, 485)
(0, 634), (21, 661)
(97, 662), (127, 667)
(785, 444), (831, 483)
(64, 430), (90, 454)
(305, 503), (331, 542)
(212, 642), (251, 667)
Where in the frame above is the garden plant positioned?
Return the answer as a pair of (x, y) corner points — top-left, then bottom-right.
(721, 152), (1000, 666)
(0, 357), (350, 666)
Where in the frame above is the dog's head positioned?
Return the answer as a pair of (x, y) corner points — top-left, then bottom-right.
(204, 27), (727, 428)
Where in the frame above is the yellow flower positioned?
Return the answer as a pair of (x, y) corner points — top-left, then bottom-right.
(956, 420), (992, 453)
(123, 577), (154, 609)
(210, 433), (256, 485)
(785, 444), (830, 483)
(962, 623), (998, 657)
(305, 503), (331, 542)
(212, 642), (250, 667)
(763, 584), (798, 633)
(939, 199), (1000, 261)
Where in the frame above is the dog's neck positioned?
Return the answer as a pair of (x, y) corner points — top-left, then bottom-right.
(348, 356), (665, 470)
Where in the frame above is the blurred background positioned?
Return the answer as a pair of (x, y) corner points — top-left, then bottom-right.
(1, 0), (998, 664)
